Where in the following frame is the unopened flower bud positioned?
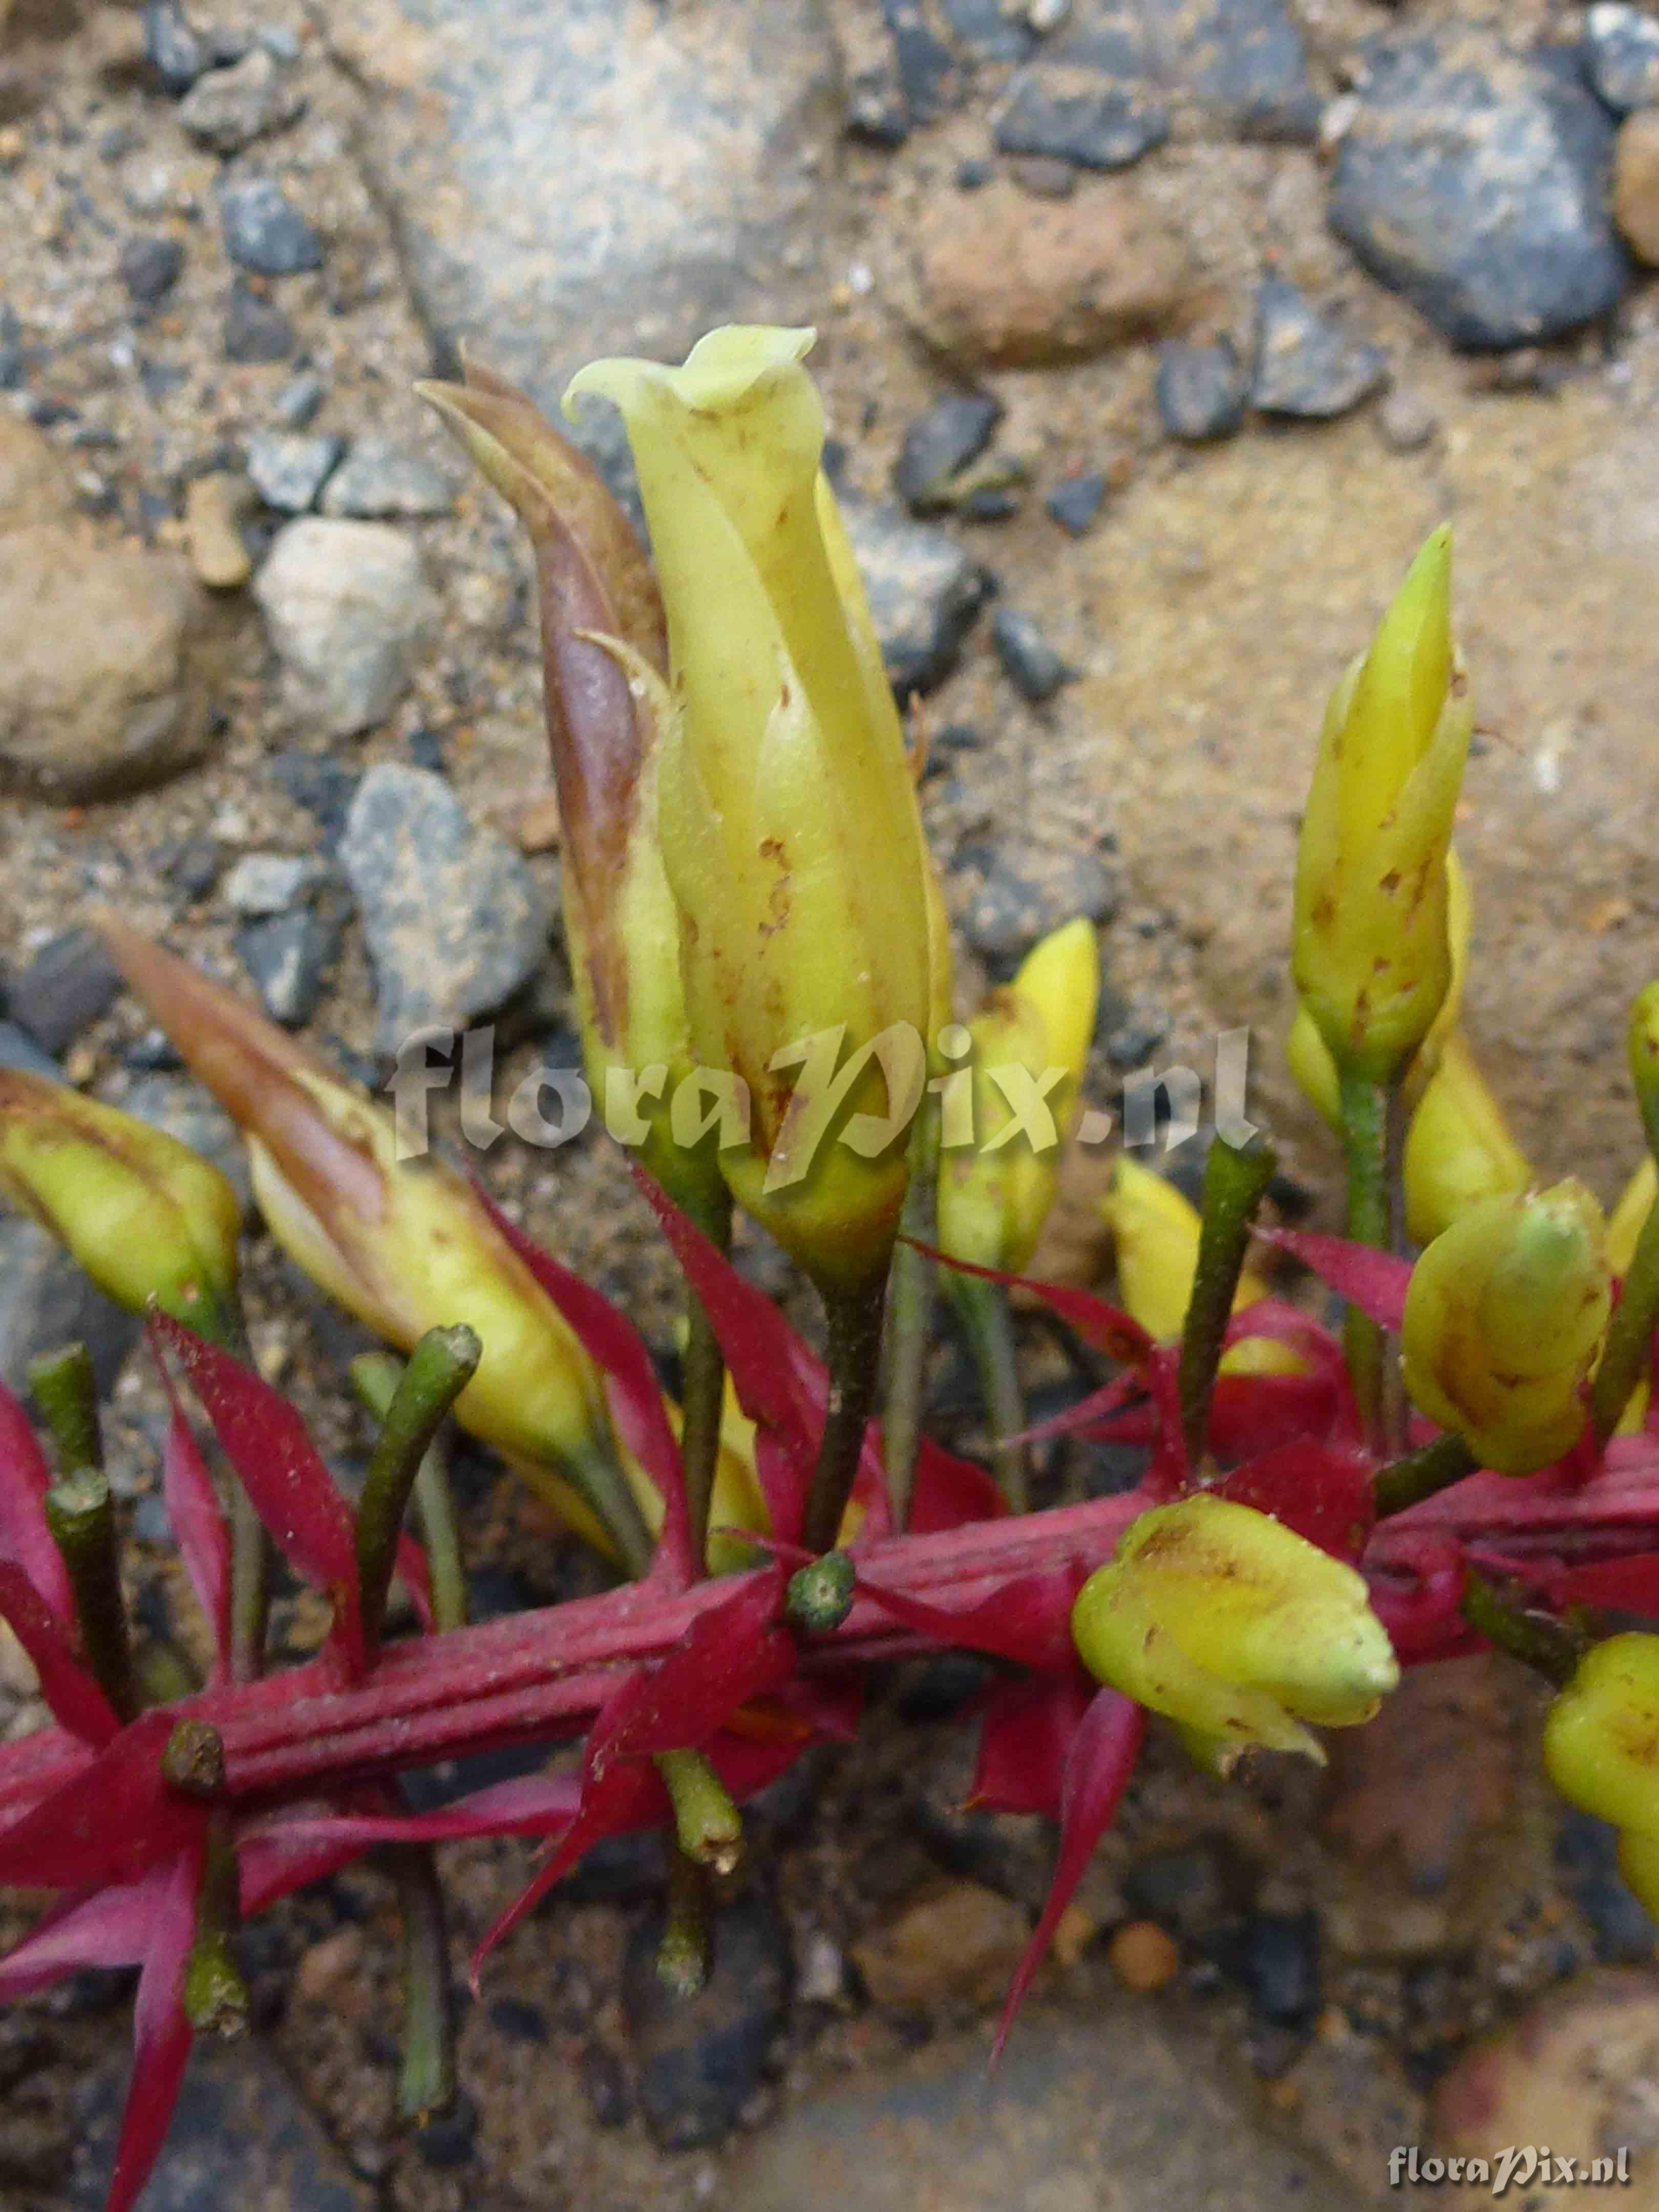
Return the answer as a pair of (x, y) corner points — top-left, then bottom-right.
(1402, 1033), (1531, 1246)
(1291, 528), (1471, 1084)
(1543, 1632), (1659, 1845)
(1072, 1494), (1398, 1768)
(1400, 1180), (1611, 1474)
(1100, 1154), (1298, 1376)
(0, 1069), (240, 1337)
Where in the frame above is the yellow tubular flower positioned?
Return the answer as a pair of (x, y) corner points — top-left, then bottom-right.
(0, 1069), (241, 1337)
(91, 918), (629, 1537)
(1402, 1033), (1532, 1247)
(1101, 1154), (1300, 1375)
(565, 327), (932, 1292)
(936, 917), (1099, 1275)
(1543, 1633), (1659, 1844)
(417, 360), (718, 1220)
(1291, 528), (1472, 1084)
(1400, 1180), (1612, 1474)
(1072, 1495), (1398, 1769)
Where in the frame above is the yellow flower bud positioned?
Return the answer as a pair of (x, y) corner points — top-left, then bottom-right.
(565, 327), (932, 1291)
(418, 360), (720, 1220)
(92, 918), (622, 1505)
(1402, 1033), (1532, 1246)
(1608, 1156), (1657, 1278)
(1543, 1633), (1659, 1844)
(1400, 1181), (1612, 1474)
(1291, 528), (1472, 1084)
(1100, 1154), (1299, 1375)
(936, 917), (1098, 1275)
(1071, 1494), (1398, 1768)
(0, 1069), (241, 1336)
(1631, 979), (1659, 1159)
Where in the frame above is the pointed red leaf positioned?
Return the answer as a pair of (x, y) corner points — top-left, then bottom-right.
(992, 1688), (1144, 2061)
(150, 1342), (233, 1675)
(0, 1868), (167, 2003)
(0, 1712), (201, 1891)
(855, 1567), (1081, 1674)
(0, 1560), (120, 1744)
(1552, 1551), (1659, 1613)
(150, 1311), (364, 1675)
(907, 1436), (1007, 1534)
(1260, 1230), (1411, 1333)
(475, 1183), (693, 1586)
(0, 1377), (74, 1623)
(969, 1670), (1096, 1818)
(107, 1838), (201, 2212)
(1214, 1441), (1375, 1560)
(589, 1565), (794, 1770)
(906, 1238), (1154, 1367)
(471, 1759), (662, 1979)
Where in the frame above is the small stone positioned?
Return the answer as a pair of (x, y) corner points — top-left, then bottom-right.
(244, 429), (343, 513)
(178, 48), (306, 154)
(1249, 278), (1387, 418)
(1155, 337), (1247, 441)
(623, 1888), (791, 2151)
(293, 1927), (365, 2008)
(838, 499), (990, 696)
(319, 437), (455, 519)
(218, 174), (325, 276)
(1585, 4), (1659, 116)
(222, 852), (320, 914)
(1329, 33), (1629, 350)
(117, 233), (185, 306)
(339, 763), (548, 1053)
(1375, 385), (1438, 453)
(1146, 0), (1318, 143)
(958, 844), (1118, 969)
(1123, 1839), (1256, 1943)
(0, 529), (206, 801)
(994, 63), (1169, 171)
(7, 930), (123, 1056)
(234, 906), (338, 1027)
(1243, 1910), (1320, 2029)
(1614, 107), (1659, 266)
(852, 1882), (1031, 2011)
(184, 471), (253, 589)
(846, 71), (910, 149)
(0, 413), (73, 533)
(164, 834), (224, 900)
(955, 156), (994, 189)
(900, 177), (1192, 369)
(796, 1931), (847, 2007)
(0, 305), (23, 392)
(1044, 470), (1106, 536)
(1109, 1919), (1180, 1992)
(143, 0), (208, 96)
(268, 749), (358, 845)
(253, 517), (432, 738)
(1006, 154), (1077, 199)
(991, 604), (1074, 702)
(893, 393), (1004, 513)
(487, 1997), (548, 2045)
(273, 368), (326, 428)
(222, 278), (295, 363)
(579, 2039), (633, 2129)
(412, 2093), (477, 2170)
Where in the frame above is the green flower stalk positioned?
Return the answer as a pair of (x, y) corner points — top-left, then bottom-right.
(1400, 1181), (1612, 1474)
(0, 1068), (242, 1343)
(1072, 1495), (1398, 1771)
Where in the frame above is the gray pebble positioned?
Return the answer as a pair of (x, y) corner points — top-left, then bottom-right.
(244, 429), (343, 513)
(117, 234), (185, 306)
(143, 0), (208, 96)
(1250, 278), (1387, 418)
(164, 834), (224, 901)
(273, 368), (326, 427)
(1376, 386), (1438, 453)
(319, 438), (455, 520)
(178, 48), (306, 154)
(893, 393), (1004, 513)
(992, 604), (1075, 702)
(222, 279), (295, 364)
(0, 1022), (63, 1081)
(267, 749), (358, 844)
(234, 903), (341, 1028)
(1155, 337), (1248, 440)
(994, 63), (1169, 169)
(1044, 470), (1106, 536)
(339, 763), (548, 1054)
(0, 304), (23, 391)
(253, 517), (432, 738)
(221, 850), (322, 915)
(218, 175), (325, 276)
(958, 844), (1118, 971)
(1584, 4), (1659, 116)
(838, 499), (991, 697)
(845, 71), (910, 149)
(1329, 33), (1629, 350)
(7, 929), (124, 1057)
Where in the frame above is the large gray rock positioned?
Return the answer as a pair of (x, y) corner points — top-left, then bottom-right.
(252, 518), (432, 737)
(339, 763), (548, 1054)
(1329, 31), (1630, 349)
(333, 0), (845, 409)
